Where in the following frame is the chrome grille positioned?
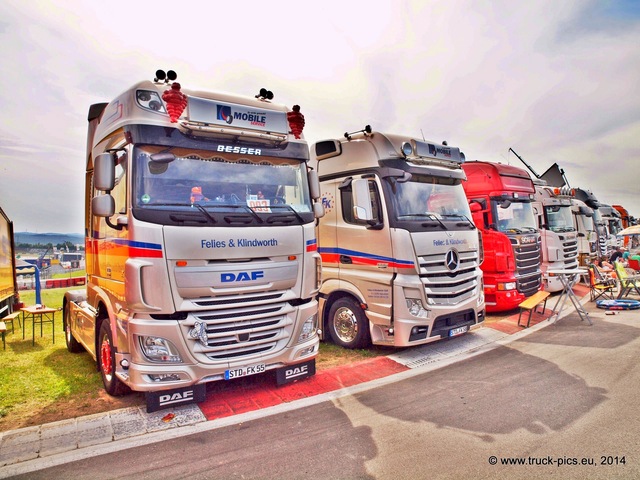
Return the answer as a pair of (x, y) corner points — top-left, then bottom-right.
(559, 236), (579, 268)
(510, 237), (542, 296)
(418, 250), (480, 306)
(184, 297), (295, 361)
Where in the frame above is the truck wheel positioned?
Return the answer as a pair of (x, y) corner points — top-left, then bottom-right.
(327, 297), (371, 349)
(98, 321), (129, 396)
(64, 304), (83, 353)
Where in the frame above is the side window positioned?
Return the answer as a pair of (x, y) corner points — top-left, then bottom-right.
(112, 152), (128, 215)
(340, 179), (383, 226)
(92, 151), (127, 239)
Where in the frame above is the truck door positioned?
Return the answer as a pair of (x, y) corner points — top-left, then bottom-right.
(337, 177), (394, 318)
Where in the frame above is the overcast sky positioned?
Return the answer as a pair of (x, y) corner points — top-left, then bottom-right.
(1, 0), (638, 233)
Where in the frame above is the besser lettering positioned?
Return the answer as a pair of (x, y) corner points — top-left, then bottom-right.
(159, 390), (194, 406)
(216, 145), (262, 155)
(221, 271), (265, 282)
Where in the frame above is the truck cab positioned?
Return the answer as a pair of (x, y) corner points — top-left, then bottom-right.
(532, 183), (579, 292)
(461, 161), (542, 312)
(311, 128), (485, 349)
(571, 198), (597, 267)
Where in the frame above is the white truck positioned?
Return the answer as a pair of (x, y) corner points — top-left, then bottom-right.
(311, 127), (485, 349)
(531, 183), (579, 292)
(573, 187), (607, 260)
(571, 197), (597, 268)
(64, 70), (324, 412)
(598, 204), (623, 254)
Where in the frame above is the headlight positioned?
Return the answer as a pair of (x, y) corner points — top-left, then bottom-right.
(297, 313), (318, 344)
(497, 282), (517, 291)
(136, 89), (167, 114)
(406, 298), (428, 318)
(138, 336), (183, 363)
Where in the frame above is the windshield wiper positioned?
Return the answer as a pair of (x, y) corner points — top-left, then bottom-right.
(267, 204), (305, 223)
(220, 204), (264, 224)
(421, 213), (447, 230)
(192, 203), (217, 224)
(442, 213), (475, 229)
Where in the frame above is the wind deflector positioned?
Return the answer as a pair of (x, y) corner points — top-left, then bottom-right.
(540, 163), (566, 188)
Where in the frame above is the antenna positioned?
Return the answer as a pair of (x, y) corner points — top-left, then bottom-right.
(420, 129), (425, 141)
(509, 148), (540, 178)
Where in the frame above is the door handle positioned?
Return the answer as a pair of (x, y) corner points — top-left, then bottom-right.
(340, 255), (352, 264)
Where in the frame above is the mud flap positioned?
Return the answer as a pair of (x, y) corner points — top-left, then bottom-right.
(276, 359), (316, 386)
(146, 384), (207, 413)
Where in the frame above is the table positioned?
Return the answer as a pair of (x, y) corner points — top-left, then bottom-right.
(21, 305), (57, 345)
(548, 268), (592, 326)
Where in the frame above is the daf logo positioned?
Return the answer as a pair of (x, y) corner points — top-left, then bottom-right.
(221, 271), (264, 282)
(445, 249), (460, 272)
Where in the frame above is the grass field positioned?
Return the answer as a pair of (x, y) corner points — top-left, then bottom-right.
(0, 285), (380, 431)
(0, 286), (111, 431)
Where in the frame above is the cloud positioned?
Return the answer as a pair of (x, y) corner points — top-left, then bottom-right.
(0, 0), (639, 233)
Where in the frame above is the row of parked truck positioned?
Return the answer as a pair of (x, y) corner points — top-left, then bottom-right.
(3, 72), (629, 412)
(462, 161), (629, 312)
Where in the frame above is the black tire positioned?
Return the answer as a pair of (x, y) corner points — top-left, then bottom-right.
(64, 304), (83, 353)
(98, 321), (129, 396)
(327, 297), (371, 349)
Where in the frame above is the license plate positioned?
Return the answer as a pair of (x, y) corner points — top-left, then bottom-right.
(225, 363), (266, 380)
(449, 326), (469, 337)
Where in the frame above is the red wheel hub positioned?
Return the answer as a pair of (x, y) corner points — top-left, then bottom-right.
(100, 337), (112, 374)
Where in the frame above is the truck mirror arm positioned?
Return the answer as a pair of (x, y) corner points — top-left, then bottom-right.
(105, 215), (128, 231)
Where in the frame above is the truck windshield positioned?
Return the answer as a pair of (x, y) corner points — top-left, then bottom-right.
(393, 176), (471, 221)
(545, 205), (576, 233)
(495, 201), (537, 233)
(132, 145), (313, 223)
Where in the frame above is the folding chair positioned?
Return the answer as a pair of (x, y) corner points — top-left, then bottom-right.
(614, 261), (640, 298)
(587, 265), (616, 302)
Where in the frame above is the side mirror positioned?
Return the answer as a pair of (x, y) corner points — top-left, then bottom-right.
(313, 202), (325, 219)
(308, 170), (321, 200)
(92, 194), (115, 217)
(94, 153), (116, 191)
(469, 202), (482, 213)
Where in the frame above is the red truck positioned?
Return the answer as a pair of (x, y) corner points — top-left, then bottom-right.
(462, 161), (542, 312)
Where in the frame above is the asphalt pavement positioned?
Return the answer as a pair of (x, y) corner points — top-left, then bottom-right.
(2, 284), (632, 478)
